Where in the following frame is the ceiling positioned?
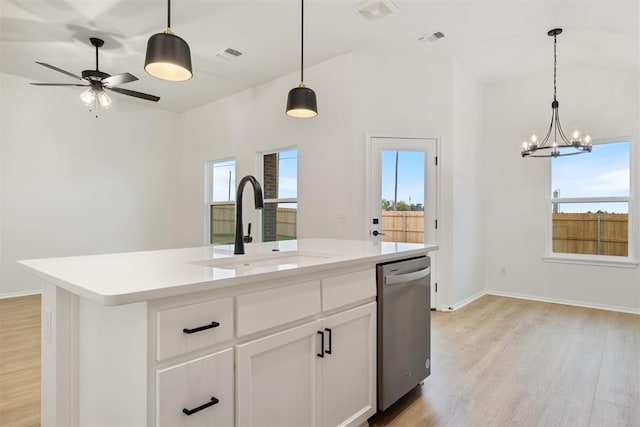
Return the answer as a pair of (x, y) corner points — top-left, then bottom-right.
(1, 0), (638, 113)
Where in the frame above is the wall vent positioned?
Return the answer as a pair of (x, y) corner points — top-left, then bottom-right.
(352, 0), (398, 21)
(418, 31), (445, 43)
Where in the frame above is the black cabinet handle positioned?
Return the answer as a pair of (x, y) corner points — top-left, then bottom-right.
(182, 396), (219, 416)
(183, 321), (220, 334)
(324, 328), (332, 355)
(317, 331), (324, 358)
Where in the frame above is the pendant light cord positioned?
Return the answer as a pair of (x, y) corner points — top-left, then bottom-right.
(95, 43), (99, 71)
(300, 0), (304, 83)
(167, 0), (171, 30)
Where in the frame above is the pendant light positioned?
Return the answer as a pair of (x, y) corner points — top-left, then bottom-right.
(145, 0), (193, 81)
(286, 0), (318, 118)
(521, 28), (591, 158)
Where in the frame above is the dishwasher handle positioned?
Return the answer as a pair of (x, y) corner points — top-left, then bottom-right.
(385, 266), (431, 286)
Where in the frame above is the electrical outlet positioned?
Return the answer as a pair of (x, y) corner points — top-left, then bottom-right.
(337, 213), (347, 224)
(43, 309), (52, 343)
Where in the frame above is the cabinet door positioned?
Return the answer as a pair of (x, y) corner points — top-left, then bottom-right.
(236, 320), (322, 426)
(156, 348), (234, 427)
(320, 303), (376, 427)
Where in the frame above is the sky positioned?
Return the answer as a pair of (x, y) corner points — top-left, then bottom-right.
(381, 150), (425, 206)
(552, 141), (630, 213)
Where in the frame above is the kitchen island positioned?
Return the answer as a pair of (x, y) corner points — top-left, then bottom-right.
(19, 238), (438, 426)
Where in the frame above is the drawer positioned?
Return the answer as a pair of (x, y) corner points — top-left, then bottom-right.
(236, 280), (321, 337)
(156, 348), (234, 427)
(157, 298), (233, 361)
(322, 269), (376, 311)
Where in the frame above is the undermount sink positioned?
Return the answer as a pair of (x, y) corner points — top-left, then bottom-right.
(191, 251), (334, 272)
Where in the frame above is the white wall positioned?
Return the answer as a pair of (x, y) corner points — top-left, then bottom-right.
(0, 72), (181, 297)
(482, 68), (640, 312)
(175, 54), (355, 247)
(451, 61), (485, 306)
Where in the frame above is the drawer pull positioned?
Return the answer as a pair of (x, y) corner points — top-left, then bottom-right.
(182, 396), (219, 416)
(183, 321), (220, 334)
(325, 328), (332, 355)
(317, 331), (324, 358)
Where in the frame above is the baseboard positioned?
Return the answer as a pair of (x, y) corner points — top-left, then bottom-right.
(485, 290), (640, 315)
(445, 291), (486, 311)
(0, 289), (42, 300)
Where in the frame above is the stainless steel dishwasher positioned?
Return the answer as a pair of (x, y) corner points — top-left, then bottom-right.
(376, 255), (431, 411)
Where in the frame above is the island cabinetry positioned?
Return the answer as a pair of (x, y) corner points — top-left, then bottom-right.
(24, 239), (434, 426)
(156, 348), (234, 426)
(236, 302), (376, 427)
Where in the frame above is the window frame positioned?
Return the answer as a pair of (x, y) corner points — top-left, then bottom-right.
(257, 147), (298, 243)
(544, 137), (637, 267)
(205, 157), (236, 246)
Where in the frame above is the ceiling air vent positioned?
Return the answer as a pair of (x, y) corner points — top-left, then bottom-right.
(418, 31), (445, 43)
(352, 0), (398, 21)
(216, 48), (243, 61)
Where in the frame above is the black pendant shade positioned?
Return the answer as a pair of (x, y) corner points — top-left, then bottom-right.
(286, 84), (317, 118)
(145, 32), (192, 81)
(286, 0), (317, 118)
(145, 0), (193, 82)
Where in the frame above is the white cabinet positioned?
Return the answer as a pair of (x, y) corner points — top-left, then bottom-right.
(319, 303), (376, 427)
(236, 303), (376, 427)
(156, 348), (234, 427)
(236, 320), (322, 426)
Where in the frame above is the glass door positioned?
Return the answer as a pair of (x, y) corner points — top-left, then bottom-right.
(369, 136), (438, 307)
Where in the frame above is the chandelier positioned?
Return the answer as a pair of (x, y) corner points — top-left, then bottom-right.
(521, 28), (592, 158)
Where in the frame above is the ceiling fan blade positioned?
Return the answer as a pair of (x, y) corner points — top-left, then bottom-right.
(30, 83), (88, 86)
(107, 87), (160, 102)
(35, 62), (83, 81)
(102, 72), (138, 87)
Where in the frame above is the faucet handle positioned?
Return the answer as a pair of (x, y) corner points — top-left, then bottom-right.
(243, 223), (253, 243)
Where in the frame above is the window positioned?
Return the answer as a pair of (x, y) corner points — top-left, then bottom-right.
(380, 150), (426, 243)
(207, 159), (236, 245)
(550, 140), (631, 258)
(261, 149), (297, 242)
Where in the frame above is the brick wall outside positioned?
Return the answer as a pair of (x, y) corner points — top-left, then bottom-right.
(263, 153), (278, 242)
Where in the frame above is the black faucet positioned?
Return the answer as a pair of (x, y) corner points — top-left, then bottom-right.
(234, 175), (264, 255)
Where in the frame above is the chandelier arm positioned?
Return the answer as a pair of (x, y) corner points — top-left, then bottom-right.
(554, 108), (572, 145)
(539, 109), (555, 147)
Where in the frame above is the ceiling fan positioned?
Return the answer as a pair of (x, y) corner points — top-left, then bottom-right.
(31, 37), (160, 111)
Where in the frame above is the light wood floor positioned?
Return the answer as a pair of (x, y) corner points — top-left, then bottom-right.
(0, 295), (40, 427)
(1, 294), (639, 426)
(371, 295), (640, 426)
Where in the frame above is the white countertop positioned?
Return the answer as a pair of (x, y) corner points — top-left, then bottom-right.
(18, 238), (438, 306)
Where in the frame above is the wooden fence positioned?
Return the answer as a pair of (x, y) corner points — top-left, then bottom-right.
(552, 213), (628, 256)
(380, 211), (424, 243)
(275, 208), (297, 239)
(210, 205), (296, 244)
(214, 208), (628, 255)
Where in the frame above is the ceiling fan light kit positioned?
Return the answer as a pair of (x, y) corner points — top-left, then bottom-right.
(145, 0), (193, 81)
(286, 0), (317, 118)
(520, 28), (592, 158)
